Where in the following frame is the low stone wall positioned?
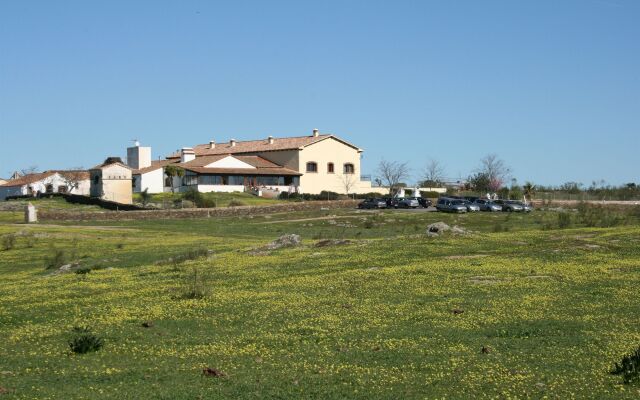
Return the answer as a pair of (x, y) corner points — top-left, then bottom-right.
(37, 200), (360, 221)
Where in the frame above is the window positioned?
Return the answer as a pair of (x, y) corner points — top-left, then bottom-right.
(45, 184), (54, 193)
(183, 175), (198, 186)
(343, 163), (355, 174)
(164, 176), (172, 187)
(306, 162), (318, 173)
(256, 176), (285, 186)
(58, 185), (68, 193)
(93, 175), (100, 185)
(198, 175), (223, 185)
(327, 163), (334, 173)
(228, 176), (245, 185)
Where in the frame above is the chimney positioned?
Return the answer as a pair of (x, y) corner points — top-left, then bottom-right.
(180, 147), (196, 163)
(267, 135), (274, 144)
(312, 128), (319, 137)
(209, 140), (215, 149)
(127, 142), (151, 169)
(230, 139), (236, 147)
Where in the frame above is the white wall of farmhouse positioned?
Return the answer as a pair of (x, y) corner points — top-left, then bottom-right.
(134, 168), (165, 194)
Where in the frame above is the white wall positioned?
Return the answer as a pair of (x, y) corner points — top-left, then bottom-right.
(197, 185), (245, 193)
(135, 168), (165, 194)
(0, 173), (90, 201)
(206, 156), (256, 169)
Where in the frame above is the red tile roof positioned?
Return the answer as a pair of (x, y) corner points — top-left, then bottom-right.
(167, 134), (361, 158)
(0, 170), (89, 187)
(132, 159), (179, 175)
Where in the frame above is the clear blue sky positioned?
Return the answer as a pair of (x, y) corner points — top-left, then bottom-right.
(1, 0), (638, 186)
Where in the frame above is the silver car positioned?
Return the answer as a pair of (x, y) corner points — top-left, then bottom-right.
(397, 197), (420, 208)
(436, 197), (467, 213)
(460, 200), (480, 212)
(495, 200), (525, 212)
(507, 200), (533, 212)
(473, 199), (502, 212)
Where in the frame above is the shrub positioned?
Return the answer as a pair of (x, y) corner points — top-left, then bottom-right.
(183, 189), (216, 208)
(228, 200), (246, 207)
(611, 346), (640, 384)
(1, 234), (16, 251)
(182, 266), (210, 299)
(44, 248), (68, 270)
(557, 212), (572, 229)
(24, 232), (37, 248)
(68, 327), (104, 354)
(420, 191), (442, 199)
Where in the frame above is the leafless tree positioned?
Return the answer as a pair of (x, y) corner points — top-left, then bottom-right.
(376, 159), (410, 196)
(422, 159), (446, 186)
(339, 173), (358, 197)
(59, 168), (88, 194)
(20, 166), (39, 176)
(476, 154), (511, 191)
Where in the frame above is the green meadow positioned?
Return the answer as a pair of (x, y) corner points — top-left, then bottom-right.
(1, 204), (640, 399)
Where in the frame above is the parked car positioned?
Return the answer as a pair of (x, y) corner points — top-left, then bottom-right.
(494, 199), (525, 212)
(502, 200), (533, 212)
(358, 198), (387, 209)
(460, 199), (480, 212)
(385, 197), (400, 208)
(397, 197), (420, 208)
(415, 197), (433, 208)
(473, 199), (503, 212)
(436, 197), (468, 213)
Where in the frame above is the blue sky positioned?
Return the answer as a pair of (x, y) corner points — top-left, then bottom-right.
(1, 0), (638, 186)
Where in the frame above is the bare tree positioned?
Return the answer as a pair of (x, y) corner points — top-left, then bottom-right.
(421, 159), (446, 187)
(376, 160), (410, 196)
(20, 166), (39, 176)
(476, 154), (511, 192)
(339, 173), (358, 197)
(59, 169), (88, 194)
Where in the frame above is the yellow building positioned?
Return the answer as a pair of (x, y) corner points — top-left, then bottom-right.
(90, 158), (133, 204)
(166, 129), (384, 195)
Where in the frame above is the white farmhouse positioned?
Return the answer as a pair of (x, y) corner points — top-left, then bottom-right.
(0, 170), (90, 201)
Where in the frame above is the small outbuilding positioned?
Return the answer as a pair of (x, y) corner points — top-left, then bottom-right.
(90, 158), (133, 204)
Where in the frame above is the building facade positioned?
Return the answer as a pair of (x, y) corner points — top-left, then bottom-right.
(130, 129), (383, 196)
(0, 171), (90, 201)
(90, 158), (133, 204)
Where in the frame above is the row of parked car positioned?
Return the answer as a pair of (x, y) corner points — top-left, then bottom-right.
(357, 196), (533, 213)
(436, 196), (533, 213)
(357, 197), (433, 209)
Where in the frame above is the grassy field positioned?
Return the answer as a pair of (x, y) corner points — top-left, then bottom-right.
(1, 206), (640, 399)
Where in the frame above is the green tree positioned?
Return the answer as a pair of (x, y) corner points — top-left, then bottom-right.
(164, 165), (185, 193)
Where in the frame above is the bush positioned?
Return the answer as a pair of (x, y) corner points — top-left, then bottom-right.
(228, 200), (246, 207)
(181, 266), (210, 299)
(420, 191), (442, 199)
(44, 248), (68, 270)
(611, 346), (640, 384)
(557, 212), (572, 229)
(24, 232), (37, 248)
(68, 327), (104, 354)
(2, 234), (16, 251)
(183, 189), (216, 208)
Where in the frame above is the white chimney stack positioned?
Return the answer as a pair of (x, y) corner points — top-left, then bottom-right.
(312, 128), (319, 137)
(209, 140), (215, 149)
(230, 139), (236, 147)
(267, 135), (274, 144)
(180, 147), (196, 163)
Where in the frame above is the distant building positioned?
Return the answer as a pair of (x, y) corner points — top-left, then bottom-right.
(128, 129), (384, 196)
(0, 170), (90, 201)
(89, 158), (133, 204)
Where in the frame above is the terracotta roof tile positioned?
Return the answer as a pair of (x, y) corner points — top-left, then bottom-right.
(132, 159), (179, 175)
(0, 170), (89, 187)
(167, 134), (361, 158)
